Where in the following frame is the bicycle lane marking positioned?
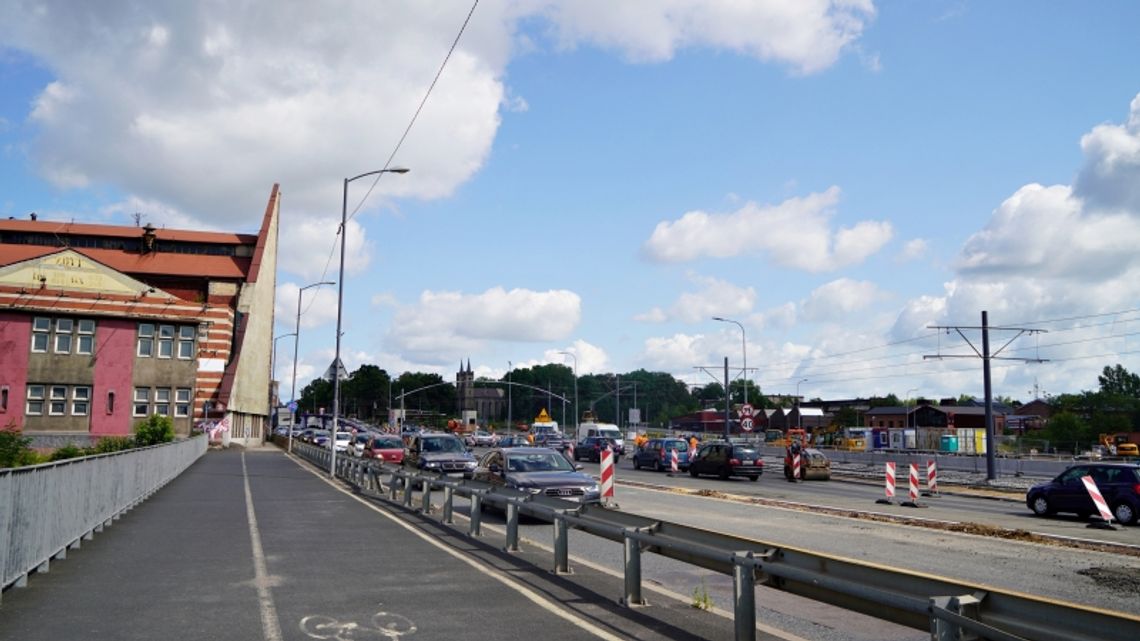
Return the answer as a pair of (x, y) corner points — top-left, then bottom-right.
(243, 452), (284, 641)
(295, 461), (625, 641)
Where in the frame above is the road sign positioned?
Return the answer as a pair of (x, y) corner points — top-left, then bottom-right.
(740, 417), (754, 432)
(288, 401), (298, 412)
(739, 403), (754, 418)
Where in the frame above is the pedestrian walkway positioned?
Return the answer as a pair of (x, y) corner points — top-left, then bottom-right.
(0, 449), (779, 641)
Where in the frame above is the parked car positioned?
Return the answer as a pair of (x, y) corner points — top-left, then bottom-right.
(573, 436), (622, 463)
(632, 438), (691, 472)
(1026, 463), (1140, 525)
(363, 435), (405, 464)
(472, 447), (600, 506)
(403, 432), (478, 479)
(329, 431), (352, 452)
(310, 429), (331, 447)
(464, 430), (498, 447)
(689, 442), (763, 481)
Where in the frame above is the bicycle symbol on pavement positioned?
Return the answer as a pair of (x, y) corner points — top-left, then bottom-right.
(300, 609), (417, 641)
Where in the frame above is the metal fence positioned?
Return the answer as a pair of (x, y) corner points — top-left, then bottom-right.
(292, 442), (1139, 641)
(0, 436), (207, 597)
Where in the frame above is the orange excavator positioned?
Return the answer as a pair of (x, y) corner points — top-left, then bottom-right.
(783, 428), (831, 481)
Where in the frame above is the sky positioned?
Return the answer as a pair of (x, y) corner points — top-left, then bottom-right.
(3, 1), (1140, 407)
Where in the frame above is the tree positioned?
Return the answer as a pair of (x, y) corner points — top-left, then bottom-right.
(135, 414), (175, 446)
(0, 422), (36, 468)
(1098, 364), (1140, 398)
(1043, 412), (1091, 453)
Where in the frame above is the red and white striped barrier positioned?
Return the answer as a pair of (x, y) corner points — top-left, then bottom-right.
(600, 445), (615, 503)
(924, 459), (939, 496)
(876, 462), (896, 504)
(566, 442), (574, 461)
(1081, 475), (1116, 529)
(669, 448), (679, 474)
(901, 463), (927, 508)
(688, 446), (697, 462)
(792, 453), (801, 480)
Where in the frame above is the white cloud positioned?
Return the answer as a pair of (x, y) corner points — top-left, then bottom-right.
(0, 1), (872, 232)
(386, 287), (582, 362)
(275, 282), (340, 331)
(899, 238), (928, 263)
(800, 278), (886, 323)
(277, 215), (372, 282)
(633, 307), (667, 323)
(1075, 93), (1140, 213)
(540, 0), (876, 74)
(546, 340), (609, 375)
(641, 333), (712, 372)
(642, 187), (893, 272)
(672, 274), (756, 324)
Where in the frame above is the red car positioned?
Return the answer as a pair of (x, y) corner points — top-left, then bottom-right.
(363, 435), (405, 464)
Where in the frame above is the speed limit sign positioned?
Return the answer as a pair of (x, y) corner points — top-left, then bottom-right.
(739, 403), (754, 418)
(740, 417), (754, 432)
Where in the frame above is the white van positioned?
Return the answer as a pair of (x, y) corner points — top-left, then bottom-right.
(577, 422), (624, 453)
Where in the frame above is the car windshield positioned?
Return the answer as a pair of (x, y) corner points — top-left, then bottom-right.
(661, 439), (687, 450)
(506, 452), (574, 473)
(422, 437), (463, 453)
(373, 438), (402, 449)
(731, 446), (758, 457)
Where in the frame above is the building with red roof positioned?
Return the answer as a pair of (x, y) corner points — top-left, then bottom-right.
(0, 187), (280, 447)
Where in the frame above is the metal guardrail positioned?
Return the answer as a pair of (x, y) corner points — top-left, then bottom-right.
(0, 436), (207, 597)
(292, 442), (1140, 641)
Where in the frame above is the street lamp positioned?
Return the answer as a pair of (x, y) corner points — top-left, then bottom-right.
(712, 317), (747, 405)
(507, 361), (512, 437)
(272, 332), (296, 408)
(332, 167), (409, 477)
(289, 281), (335, 453)
(796, 378), (808, 429)
(905, 387), (919, 432)
(558, 351), (578, 431)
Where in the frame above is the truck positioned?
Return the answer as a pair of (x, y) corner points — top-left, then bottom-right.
(577, 421), (625, 455)
(531, 408), (569, 450)
(1099, 432), (1140, 457)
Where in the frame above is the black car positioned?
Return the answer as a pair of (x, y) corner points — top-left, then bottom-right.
(472, 447), (601, 506)
(403, 432), (477, 479)
(573, 436), (622, 463)
(1026, 463), (1139, 525)
(689, 442), (763, 481)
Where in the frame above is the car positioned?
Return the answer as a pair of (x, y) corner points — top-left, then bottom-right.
(1026, 463), (1140, 525)
(403, 432), (478, 479)
(349, 433), (372, 457)
(689, 442), (763, 481)
(573, 436), (622, 463)
(464, 430), (498, 447)
(471, 447), (601, 506)
(496, 435), (532, 448)
(363, 435), (405, 464)
(329, 431), (352, 452)
(632, 438), (691, 472)
(310, 429), (331, 447)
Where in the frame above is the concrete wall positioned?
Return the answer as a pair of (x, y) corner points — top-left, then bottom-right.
(91, 319), (136, 436)
(0, 312), (30, 429)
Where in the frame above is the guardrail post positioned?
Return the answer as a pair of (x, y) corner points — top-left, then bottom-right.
(389, 471), (401, 501)
(420, 479), (433, 514)
(442, 486), (454, 524)
(403, 476), (415, 508)
(930, 594), (983, 641)
(622, 529), (645, 606)
(505, 501), (520, 552)
(733, 551), (756, 641)
(469, 492), (483, 537)
(552, 514), (570, 574)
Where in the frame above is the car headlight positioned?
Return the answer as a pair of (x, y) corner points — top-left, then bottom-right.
(423, 461), (440, 469)
(583, 484), (599, 494)
(525, 487), (542, 494)
(464, 460), (477, 469)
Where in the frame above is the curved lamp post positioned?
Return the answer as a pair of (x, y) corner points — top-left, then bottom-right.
(332, 168), (409, 477)
(558, 351), (578, 430)
(796, 378), (808, 429)
(289, 281), (334, 453)
(713, 316), (747, 405)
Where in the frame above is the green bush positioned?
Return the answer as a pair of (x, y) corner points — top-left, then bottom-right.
(93, 436), (136, 453)
(49, 444), (87, 461)
(134, 414), (175, 446)
(0, 423), (35, 468)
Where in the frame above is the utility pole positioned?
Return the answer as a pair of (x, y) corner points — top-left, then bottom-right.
(724, 357), (731, 440)
(926, 310), (1047, 481)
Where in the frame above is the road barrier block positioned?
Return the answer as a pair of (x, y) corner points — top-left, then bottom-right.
(876, 461), (896, 505)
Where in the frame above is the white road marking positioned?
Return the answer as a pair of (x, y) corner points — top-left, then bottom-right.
(243, 452), (284, 641)
(295, 460), (625, 641)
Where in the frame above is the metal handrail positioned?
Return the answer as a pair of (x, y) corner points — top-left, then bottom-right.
(291, 442), (1140, 641)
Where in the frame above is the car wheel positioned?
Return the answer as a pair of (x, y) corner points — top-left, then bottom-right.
(748, 475), (759, 482)
(718, 467), (729, 480)
(689, 467), (699, 478)
(1112, 502), (1137, 525)
(632, 457), (641, 470)
(1030, 495), (1052, 516)
(654, 458), (663, 472)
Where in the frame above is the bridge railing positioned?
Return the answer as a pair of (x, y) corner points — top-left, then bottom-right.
(0, 436), (206, 596)
(292, 441), (1138, 641)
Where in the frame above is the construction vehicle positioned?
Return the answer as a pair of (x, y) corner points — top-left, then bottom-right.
(783, 428), (831, 481)
(1099, 432), (1140, 457)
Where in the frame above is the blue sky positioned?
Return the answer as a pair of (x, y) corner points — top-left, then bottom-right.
(3, 1), (1140, 404)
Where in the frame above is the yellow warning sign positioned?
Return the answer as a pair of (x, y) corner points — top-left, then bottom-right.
(534, 408), (552, 423)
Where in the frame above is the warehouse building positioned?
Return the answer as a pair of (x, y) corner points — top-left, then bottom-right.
(0, 187), (279, 447)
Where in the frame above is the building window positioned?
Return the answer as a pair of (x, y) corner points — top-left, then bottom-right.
(49, 385), (68, 415)
(178, 326), (196, 359)
(175, 388), (191, 417)
(133, 387), (150, 416)
(155, 387), (171, 416)
(72, 387), (90, 416)
(0, 386), (8, 412)
(77, 319), (95, 355)
(26, 385), (45, 415)
(32, 317), (50, 352)
(158, 325), (175, 358)
(138, 323), (155, 357)
(107, 391), (116, 414)
(54, 318), (74, 354)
